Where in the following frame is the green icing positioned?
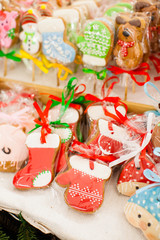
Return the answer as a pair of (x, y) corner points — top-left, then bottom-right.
(104, 6), (126, 17)
(77, 21), (111, 59)
(116, 2), (133, 10)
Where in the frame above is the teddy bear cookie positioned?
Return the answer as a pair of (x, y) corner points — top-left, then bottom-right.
(38, 17), (76, 64)
(49, 105), (79, 173)
(124, 169), (160, 240)
(117, 153), (157, 196)
(20, 10), (42, 56)
(114, 14), (146, 70)
(77, 20), (114, 67)
(13, 130), (61, 189)
(55, 155), (112, 213)
(0, 9), (19, 49)
(0, 124), (28, 172)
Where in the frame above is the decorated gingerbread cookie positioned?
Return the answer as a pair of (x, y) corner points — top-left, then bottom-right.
(0, 124), (28, 172)
(49, 105), (79, 173)
(56, 155), (112, 213)
(36, 1), (53, 17)
(13, 130), (61, 189)
(20, 10), (42, 56)
(38, 17), (76, 64)
(56, 0), (72, 7)
(0, 10), (19, 49)
(117, 153), (157, 196)
(124, 170), (160, 240)
(77, 20), (114, 67)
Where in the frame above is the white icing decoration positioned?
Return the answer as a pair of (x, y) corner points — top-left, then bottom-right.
(53, 9), (80, 23)
(33, 170), (52, 187)
(38, 18), (65, 33)
(26, 132), (60, 148)
(98, 119), (129, 142)
(70, 155), (111, 179)
(52, 128), (72, 143)
(83, 55), (106, 67)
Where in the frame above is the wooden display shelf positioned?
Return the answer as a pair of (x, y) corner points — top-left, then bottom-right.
(0, 76), (156, 113)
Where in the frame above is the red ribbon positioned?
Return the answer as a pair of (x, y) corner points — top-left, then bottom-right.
(108, 63), (150, 86)
(149, 54), (160, 74)
(33, 100), (52, 144)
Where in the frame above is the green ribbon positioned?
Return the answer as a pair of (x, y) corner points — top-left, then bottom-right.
(0, 50), (21, 62)
(63, 77), (78, 98)
(8, 28), (15, 40)
(83, 68), (108, 80)
(24, 32), (35, 44)
(50, 120), (69, 128)
(72, 96), (91, 105)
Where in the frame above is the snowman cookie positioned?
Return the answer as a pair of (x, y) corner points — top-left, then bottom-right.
(38, 17), (76, 64)
(20, 10), (42, 56)
(56, 155), (112, 213)
(125, 170), (160, 240)
(77, 20), (114, 67)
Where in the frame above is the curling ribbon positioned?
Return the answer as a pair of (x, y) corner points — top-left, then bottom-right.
(108, 63), (150, 86)
(82, 68), (108, 80)
(41, 54), (73, 81)
(15, 49), (48, 73)
(0, 50), (21, 62)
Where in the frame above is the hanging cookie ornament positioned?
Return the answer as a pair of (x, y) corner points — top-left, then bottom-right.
(77, 20), (114, 94)
(124, 169), (160, 240)
(117, 148), (158, 197)
(0, 9), (21, 76)
(111, 13), (150, 100)
(55, 155), (112, 213)
(38, 17), (76, 86)
(13, 100), (61, 189)
(0, 124), (28, 172)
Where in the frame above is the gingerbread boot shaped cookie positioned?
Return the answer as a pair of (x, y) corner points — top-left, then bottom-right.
(13, 131), (61, 189)
(56, 155), (112, 213)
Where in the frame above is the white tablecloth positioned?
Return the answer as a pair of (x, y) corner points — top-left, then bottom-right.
(0, 168), (145, 240)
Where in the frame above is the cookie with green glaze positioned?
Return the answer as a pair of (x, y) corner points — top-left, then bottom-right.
(77, 20), (114, 67)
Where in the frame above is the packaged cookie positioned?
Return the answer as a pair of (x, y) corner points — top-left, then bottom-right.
(55, 155), (112, 213)
(0, 124), (28, 172)
(36, 1), (54, 17)
(72, 0), (99, 19)
(124, 169), (160, 240)
(13, 100), (61, 189)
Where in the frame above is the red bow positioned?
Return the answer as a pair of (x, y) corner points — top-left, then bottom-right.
(108, 63), (150, 86)
(117, 40), (135, 57)
(33, 100), (52, 144)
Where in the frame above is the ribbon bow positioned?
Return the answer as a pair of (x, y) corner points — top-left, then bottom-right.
(108, 63), (150, 86)
(0, 50), (21, 62)
(82, 68), (108, 80)
(0, 107), (33, 126)
(31, 100), (52, 144)
(15, 49), (48, 73)
(117, 40), (135, 57)
(136, 169), (160, 194)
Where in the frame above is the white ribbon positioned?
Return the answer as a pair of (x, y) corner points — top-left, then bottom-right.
(109, 113), (153, 168)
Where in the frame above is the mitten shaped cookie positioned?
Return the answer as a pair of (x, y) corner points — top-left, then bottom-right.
(13, 131), (61, 189)
(125, 170), (160, 240)
(20, 10), (42, 55)
(56, 155), (112, 213)
(0, 124), (28, 172)
(0, 10), (19, 49)
(117, 154), (157, 196)
(38, 17), (76, 64)
(77, 20), (114, 67)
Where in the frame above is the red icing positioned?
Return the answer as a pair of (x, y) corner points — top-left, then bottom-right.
(56, 168), (105, 213)
(13, 148), (57, 189)
(118, 157), (157, 185)
(117, 40), (135, 57)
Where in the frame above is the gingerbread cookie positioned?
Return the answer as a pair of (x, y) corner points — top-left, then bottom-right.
(38, 17), (76, 64)
(13, 130), (61, 189)
(77, 20), (114, 67)
(20, 10), (42, 56)
(124, 170), (160, 240)
(56, 155), (112, 213)
(0, 124), (28, 172)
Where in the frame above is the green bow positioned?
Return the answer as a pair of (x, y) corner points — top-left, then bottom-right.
(83, 68), (108, 80)
(0, 50), (21, 62)
(8, 28), (15, 40)
(50, 120), (69, 128)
